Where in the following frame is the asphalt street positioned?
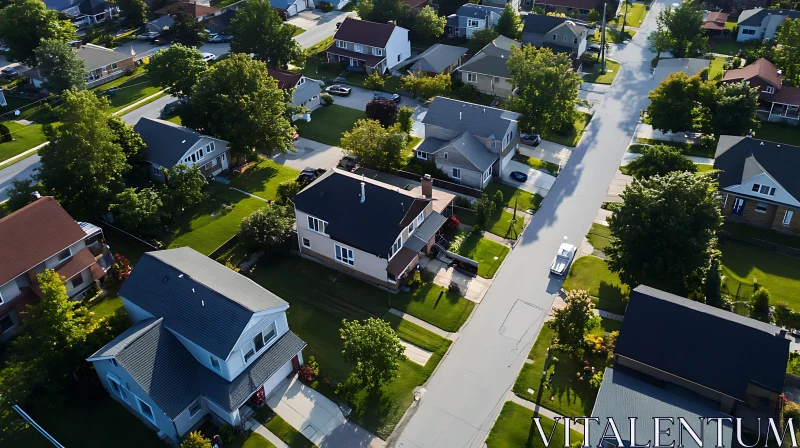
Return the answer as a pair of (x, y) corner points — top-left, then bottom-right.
(389, 3), (668, 447)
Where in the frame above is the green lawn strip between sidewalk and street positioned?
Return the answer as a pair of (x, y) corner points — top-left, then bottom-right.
(562, 256), (629, 314)
(513, 153), (560, 176)
(583, 58), (621, 85)
(264, 415), (316, 448)
(295, 105), (365, 146)
(0, 122), (46, 164)
(542, 112), (593, 147)
(485, 183), (543, 212)
(608, 2), (647, 28)
(587, 222), (614, 253)
(452, 233), (510, 279)
(456, 208), (526, 240)
(486, 401), (583, 448)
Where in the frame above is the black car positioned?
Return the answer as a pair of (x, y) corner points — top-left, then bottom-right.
(586, 44), (602, 53)
(297, 168), (325, 184)
(510, 171), (528, 182)
(1, 67), (19, 78)
(374, 92), (401, 104)
(160, 99), (186, 117)
(325, 85), (352, 96)
(520, 133), (541, 147)
(338, 155), (359, 171)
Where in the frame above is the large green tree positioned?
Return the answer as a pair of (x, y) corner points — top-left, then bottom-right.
(0, 0), (76, 65)
(340, 318), (406, 390)
(414, 5), (446, 41)
(399, 71), (452, 99)
(239, 204), (294, 252)
(506, 46), (583, 133)
(625, 145), (696, 178)
(646, 71), (713, 133)
(340, 119), (406, 172)
(145, 44), (209, 98)
(107, 115), (146, 161)
(229, 0), (304, 68)
(774, 19), (800, 87)
(171, 6), (207, 46)
(549, 289), (599, 353)
(112, 187), (164, 237)
(710, 81), (759, 136)
(38, 90), (130, 218)
(34, 38), (87, 94)
(116, 0), (149, 26)
(162, 164), (207, 216)
(606, 171), (722, 294)
(356, 0), (409, 25)
(495, 3), (521, 39)
(180, 54), (295, 156)
(650, 0), (706, 58)
(468, 28), (498, 54)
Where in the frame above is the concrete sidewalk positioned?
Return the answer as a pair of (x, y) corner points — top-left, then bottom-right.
(519, 141), (572, 167)
(507, 394), (586, 435)
(388, 308), (458, 341)
(620, 151), (714, 165)
(272, 138), (345, 170)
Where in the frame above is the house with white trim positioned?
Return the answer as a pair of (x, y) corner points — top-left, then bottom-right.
(324, 18), (410, 74)
(721, 58), (799, 124)
(735, 8), (800, 42)
(445, 4), (504, 39)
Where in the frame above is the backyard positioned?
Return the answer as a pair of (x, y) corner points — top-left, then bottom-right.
(708, 56), (726, 79)
(295, 105), (365, 146)
(754, 122), (800, 146)
(486, 401), (583, 448)
(0, 122), (47, 165)
(608, 2), (648, 28)
(228, 157), (300, 201)
(709, 39), (746, 56)
(562, 256), (629, 314)
(450, 232), (510, 278)
(582, 58), (621, 85)
(720, 239), (800, 310)
(542, 112), (593, 147)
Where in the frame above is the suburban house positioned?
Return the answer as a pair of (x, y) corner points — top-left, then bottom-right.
(721, 58), (800, 123)
(528, 0), (596, 18)
(294, 170), (455, 290)
(155, 0), (220, 19)
(43, 0), (117, 27)
(0, 196), (114, 341)
(702, 11), (729, 34)
(445, 4), (504, 39)
(87, 247), (306, 443)
(267, 68), (323, 114)
(521, 14), (590, 58)
(713, 136), (800, 234)
(408, 44), (467, 75)
(457, 35), (520, 98)
(593, 285), (789, 441)
(324, 18), (411, 74)
(145, 15), (175, 34)
(483, 0), (520, 10)
(652, 57), (709, 85)
(133, 117), (231, 181)
(736, 8), (800, 42)
(269, 0), (314, 17)
(23, 42), (136, 90)
(417, 96), (521, 189)
(205, 8), (236, 34)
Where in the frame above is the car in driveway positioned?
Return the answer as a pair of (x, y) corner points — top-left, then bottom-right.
(550, 238), (577, 276)
(586, 44), (602, 53)
(1, 67), (19, 78)
(137, 31), (159, 40)
(337, 155), (359, 171)
(374, 92), (401, 104)
(520, 133), (541, 147)
(160, 99), (186, 117)
(201, 53), (217, 62)
(207, 34), (232, 43)
(297, 168), (325, 185)
(509, 171), (528, 182)
(325, 85), (352, 96)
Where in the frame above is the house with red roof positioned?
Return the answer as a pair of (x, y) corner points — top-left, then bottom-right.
(722, 58), (800, 124)
(702, 11), (729, 35)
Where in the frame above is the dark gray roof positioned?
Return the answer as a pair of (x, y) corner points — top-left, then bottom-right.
(294, 170), (430, 257)
(404, 212), (447, 252)
(134, 117), (209, 168)
(441, 132), (498, 171)
(43, 0), (81, 11)
(522, 14), (572, 35)
(119, 247), (288, 359)
(91, 317), (163, 358)
(77, 43), (132, 71)
(713, 136), (800, 202)
(410, 44), (467, 73)
(455, 3), (504, 19)
(617, 285), (790, 401)
(147, 15), (175, 32)
(205, 8), (236, 34)
(737, 8), (800, 27)
(423, 96), (519, 140)
(415, 137), (448, 154)
(457, 36), (519, 78)
(592, 368), (733, 448)
(79, 0), (112, 15)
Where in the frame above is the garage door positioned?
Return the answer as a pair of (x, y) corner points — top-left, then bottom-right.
(500, 145), (516, 173)
(262, 358), (294, 397)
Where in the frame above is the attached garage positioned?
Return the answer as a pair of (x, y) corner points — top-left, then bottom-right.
(500, 145), (516, 173)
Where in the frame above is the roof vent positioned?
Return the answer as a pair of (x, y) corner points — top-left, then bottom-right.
(192, 288), (195, 293)
(201, 300), (205, 307)
(459, 111), (462, 120)
(760, 142), (765, 145)
(360, 181), (366, 203)
(163, 275), (169, 282)
(778, 69), (783, 76)
(178, 274), (184, 278)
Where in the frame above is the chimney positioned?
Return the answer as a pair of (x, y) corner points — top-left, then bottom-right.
(360, 182), (366, 203)
(29, 191), (41, 202)
(421, 174), (433, 198)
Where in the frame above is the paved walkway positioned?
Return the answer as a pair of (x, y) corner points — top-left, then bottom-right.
(633, 123), (702, 144)
(251, 422), (291, 448)
(507, 394), (585, 435)
(620, 151), (714, 165)
(388, 308), (459, 341)
(272, 137), (344, 170)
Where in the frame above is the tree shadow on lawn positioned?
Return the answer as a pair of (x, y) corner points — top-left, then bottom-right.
(229, 162), (282, 195)
(595, 281), (629, 315)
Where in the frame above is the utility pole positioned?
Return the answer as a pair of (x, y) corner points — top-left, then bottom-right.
(600, 2), (607, 73)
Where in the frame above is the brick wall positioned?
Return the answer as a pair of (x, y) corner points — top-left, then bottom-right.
(769, 205), (800, 235)
(722, 195), (778, 228)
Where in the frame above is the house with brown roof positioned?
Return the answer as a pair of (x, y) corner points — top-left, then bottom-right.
(267, 68), (323, 114)
(155, 0), (219, 19)
(702, 11), (729, 34)
(0, 196), (114, 341)
(325, 18), (411, 74)
(722, 58), (800, 124)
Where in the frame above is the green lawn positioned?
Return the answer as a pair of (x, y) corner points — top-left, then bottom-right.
(513, 154), (560, 176)
(340, 72), (402, 93)
(589, 28), (636, 44)
(635, 138), (715, 158)
(721, 240), (800, 310)
(709, 39), (746, 56)
(583, 58), (621, 85)
(0, 122), (47, 164)
(452, 233), (510, 278)
(562, 256), (628, 314)
(542, 112), (593, 147)
(754, 122), (800, 146)
(286, 23), (306, 37)
(393, 282), (475, 332)
(696, 163), (713, 174)
(241, 432), (276, 448)
(165, 115), (182, 125)
(94, 68), (163, 114)
(88, 295), (124, 322)
(457, 208), (526, 240)
(709, 56), (726, 80)
(485, 183), (543, 212)
(586, 223), (613, 253)
(723, 222), (800, 249)
(609, 2), (647, 28)
(295, 105), (365, 146)
(265, 415), (316, 448)
(228, 157), (300, 201)
(486, 401), (583, 448)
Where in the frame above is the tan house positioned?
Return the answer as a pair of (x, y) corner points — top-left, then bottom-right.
(294, 170), (454, 290)
(78, 43), (136, 88)
(457, 35), (519, 98)
(721, 58), (800, 124)
(713, 136), (800, 234)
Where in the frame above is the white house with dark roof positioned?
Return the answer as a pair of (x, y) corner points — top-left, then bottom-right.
(87, 247), (306, 444)
(417, 97), (521, 189)
(133, 117), (231, 182)
(445, 4), (504, 39)
(736, 8), (800, 42)
(324, 17), (411, 74)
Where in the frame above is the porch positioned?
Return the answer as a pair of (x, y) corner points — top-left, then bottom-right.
(87, 69), (124, 89)
(759, 102), (800, 124)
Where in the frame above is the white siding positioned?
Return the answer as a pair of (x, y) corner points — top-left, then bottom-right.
(726, 172), (800, 208)
(0, 280), (21, 304)
(63, 268), (92, 297)
(176, 137), (229, 170)
(227, 312), (289, 380)
(385, 27), (411, 70)
(206, 397), (237, 425)
(170, 328), (233, 381)
(173, 397), (208, 437)
(122, 298), (155, 323)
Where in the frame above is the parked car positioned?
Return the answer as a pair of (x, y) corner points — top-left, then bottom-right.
(520, 133), (541, 147)
(1, 67), (19, 78)
(550, 237), (577, 276)
(338, 155), (359, 171)
(201, 53), (217, 62)
(207, 34), (232, 43)
(152, 36), (173, 45)
(160, 99), (186, 117)
(297, 168), (326, 184)
(137, 31), (159, 40)
(586, 44), (601, 53)
(509, 171), (528, 182)
(374, 92), (401, 104)
(325, 85), (352, 96)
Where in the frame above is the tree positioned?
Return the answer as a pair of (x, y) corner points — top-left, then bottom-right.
(181, 432), (212, 448)
(646, 71), (713, 133)
(469, 28), (498, 54)
(506, 46), (583, 133)
(550, 289), (599, 353)
(474, 193), (496, 228)
(647, 28), (671, 59)
(340, 318), (406, 390)
(438, 0), (465, 17)
(107, 116), (146, 161)
(399, 71), (452, 99)
(495, 3), (521, 39)
(414, 5), (446, 40)
(0, 0), (76, 65)
(276, 179), (303, 205)
(397, 106), (414, 135)
(587, 9), (601, 24)
(651, 0), (706, 58)
(607, 172), (722, 294)
(38, 90), (130, 218)
(171, 6), (207, 46)
(711, 81), (759, 136)
(239, 204), (294, 252)
(364, 72), (385, 91)
(116, 0), (149, 26)
(625, 144), (696, 178)
(366, 98), (399, 127)
(704, 252), (722, 308)
(751, 287), (771, 322)
(180, 54), (295, 156)
(775, 19), (800, 86)
(34, 39), (87, 94)
(145, 44), (208, 98)
(356, 0), (409, 24)
(229, 0), (303, 68)
(162, 164), (207, 215)
(112, 187), (164, 237)
(6, 179), (40, 212)
(340, 120), (406, 172)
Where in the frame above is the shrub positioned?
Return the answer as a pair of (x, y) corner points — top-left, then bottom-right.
(320, 93), (334, 105)
(397, 106), (414, 134)
(785, 401), (800, 423)
(218, 425), (234, 444)
(700, 134), (718, 155)
(0, 123), (11, 143)
(364, 72), (385, 91)
(589, 371), (604, 389)
(453, 195), (472, 209)
(181, 431), (212, 448)
(319, 1), (333, 11)
(444, 214), (460, 230)
(493, 190), (504, 210)
(365, 98), (398, 127)
(111, 254), (132, 282)
(474, 193), (496, 228)
(298, 355), (320, 382)
(276, 179), (303, 205)
(407, 270), (425, 289)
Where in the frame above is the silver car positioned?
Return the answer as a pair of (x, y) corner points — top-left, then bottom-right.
(550, 237), (577, 276)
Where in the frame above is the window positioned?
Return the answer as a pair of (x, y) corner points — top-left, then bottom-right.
(783, 210), (794, 226)
(207, 142), (215, 153)
(253, 333), (265, 353)
(354, 43), (364, 53)
(770, 187), (777, 195)
(307, 216), (328, 235)
(335, 244), (354, 265)
(302, 238), (310, 248)
(191, 153), (196, 162)
(408, 220), (415, 235)
(760, 185), (770, 194)
(452, 168), (461, 179)
(189, 401), (202, 417)
(752, 183), (761, 192)
(244, 348), (255, 362)
(742, 28), (756, 35)
(483, 167), (491, 182)
(297, 77), (305, 85)
(563, 36), (568, 42)
(579, 8), (589, 14)
(468, 19), (479, 27)
(764, 86), (775, 94)
(398, 54), (401, 62)
(56, 248), (71, 262)
(466, 72), (478, 83)
(210, 356), (220, 371)
(755, 202), (768, 214)
(136, 397), (156, 424)
(111, 62), (118, 69)
(108, 376), (129, 403)
(337, 40), (346, 48)
(444, 152), (448, 160)
(417, 212), (424, 226)
(152, 164), (160, 175)
(389, 235), (402, 259)
(263, 323), (277, 345)
(493, 76), (500, 83)
(0, 315), (13, 333)
(373, 47), (383, 56)
(573, 37), (578, 44)
(552, 34), (557, 40)
(416, 150), (428, 160)
(388, 272), (397, 284)
(71, 275), (83, 289)
(111, 358), (118, 367)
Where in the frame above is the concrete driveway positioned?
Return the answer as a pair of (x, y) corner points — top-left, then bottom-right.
(326, 85), (414, 112)
(273, 137), (344, 170)
(267, 376), (384, 448)
(294, 10), (355, 50)
(500, 160), (556, 196)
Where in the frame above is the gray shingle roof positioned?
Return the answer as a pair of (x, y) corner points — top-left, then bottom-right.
(410, 44), (467, 73)
(457, 36), (520, 78)
(737, 8), (800, 27)
(423, 96), (519, 140)
(522, 14), (571, 35)
(404, 212), (446, 252)
(291, 79), (323, 106)
(76, 43), (132, 71)
(713, 136), (800, 203)
(442, 132), (497, 171)
(133, 117), (208, 168)
(119, 247), (288, 359)
(455, 3), (504, 19)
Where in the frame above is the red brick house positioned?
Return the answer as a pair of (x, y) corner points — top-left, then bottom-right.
(713, 136), (800, 234)
(721, 58), (800, 124)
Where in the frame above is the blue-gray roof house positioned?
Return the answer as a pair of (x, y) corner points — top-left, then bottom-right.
(268, 0), (315, 17)
(445, 4), (504, 39)
(87, 247), (306, 444)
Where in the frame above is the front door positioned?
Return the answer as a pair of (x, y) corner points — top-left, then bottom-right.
(732, 197), (745, 215)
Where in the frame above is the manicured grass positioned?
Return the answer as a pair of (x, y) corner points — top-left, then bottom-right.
(228, 157), (301, 201)
(709, 39), (746, 56)
(486, 401), (583, 448)
(295, 105), (365, 146)
(241, 432), (277, 448)
(165, 115), (182, 125)
(609, 2), (647, 28)
(485, 183), (543, 211)
(88, 295), (124, 322)
(589, 28), (636, 44)
(635, 138), (714, 158)
(513, 153), (559, 175)
(286, 23), (306, 37)
(455, 209), (526, 240)
(302, 57), (343, 83)
(94, 69), (163, 114)
(582, 58), (620, 85)
(340, 72), (401, 93)
(754, 122), (800, 146)
(306, 36), (334, 56)
(586, 223), (613, 253)
(709, 56), (726, 80)
(696, 163), (713, 174)
(452, 233), (510, 278)
(723, 222), (800, 249)
(0, 122), (47, 164)
(393, 282), (475, 332)
(542, 112), (593, 147)
(562, 256), (628, 314)
(721, 240), (800, 310)
(265, 415), (316, 448)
